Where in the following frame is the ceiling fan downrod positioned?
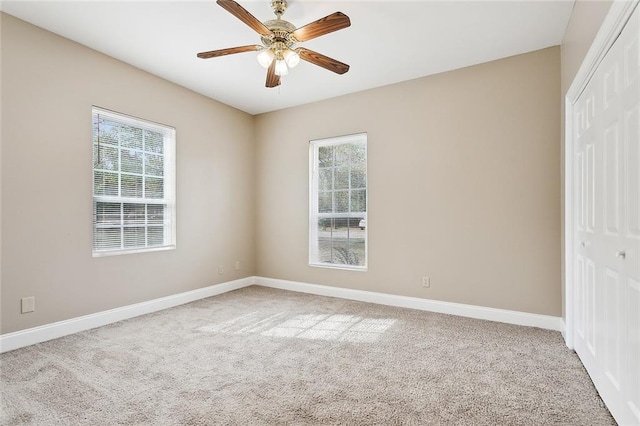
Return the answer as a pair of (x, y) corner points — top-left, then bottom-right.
(270, 0), (287, 18)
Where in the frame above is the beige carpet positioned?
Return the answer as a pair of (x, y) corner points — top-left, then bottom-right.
(1, 286), (614, 425)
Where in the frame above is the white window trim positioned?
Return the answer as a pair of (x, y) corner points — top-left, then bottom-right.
(92, 106), (176, 257)
(309, 133), (368, 271)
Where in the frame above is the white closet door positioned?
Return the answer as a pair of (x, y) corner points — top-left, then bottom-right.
(574, 5), (640, 425)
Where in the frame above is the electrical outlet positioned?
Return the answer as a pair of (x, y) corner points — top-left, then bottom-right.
(422, 277), (430, 288)
(218, 265), (224, 275)
(21, 296), (35, 314)
(234, 260), (240, 271)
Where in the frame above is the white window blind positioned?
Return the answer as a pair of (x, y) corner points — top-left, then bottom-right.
(92, 107), (176, 256)
(309, 133), (367, 270)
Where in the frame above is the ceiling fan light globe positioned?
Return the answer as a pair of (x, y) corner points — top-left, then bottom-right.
(275, 59), (288, 76)
(283, 49), (300, 68)
(257, 49), (275, 68)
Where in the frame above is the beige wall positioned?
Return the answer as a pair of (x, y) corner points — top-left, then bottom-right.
(255, 47), (561, 316)
(1, 14), (256, 334)
(2, 10), (569, 335)
(559, 0), (612, 318)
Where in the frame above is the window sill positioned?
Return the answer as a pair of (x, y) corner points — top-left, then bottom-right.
(308, 262), (367, 272)
(92, 245), (175, 258)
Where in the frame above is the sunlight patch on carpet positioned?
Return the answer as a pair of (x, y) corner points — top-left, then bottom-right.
(197, 312), (396, 343)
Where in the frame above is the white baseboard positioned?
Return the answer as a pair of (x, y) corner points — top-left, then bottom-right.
(0, 277), (254, 353)
(254, 277), (564, 332)
(1, 275), (564, 353)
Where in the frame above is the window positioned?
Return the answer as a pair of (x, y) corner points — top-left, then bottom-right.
(309, 133), (367, 269)
(92, 107), (176, 256)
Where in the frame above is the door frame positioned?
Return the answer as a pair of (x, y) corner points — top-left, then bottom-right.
(564, 0), (639, 350)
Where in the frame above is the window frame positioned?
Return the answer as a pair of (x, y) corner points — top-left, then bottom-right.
(91, 106), (176, 257)
(309, 133), (368, 271)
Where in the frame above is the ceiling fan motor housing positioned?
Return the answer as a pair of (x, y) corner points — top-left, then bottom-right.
(261, 19), (297, 50)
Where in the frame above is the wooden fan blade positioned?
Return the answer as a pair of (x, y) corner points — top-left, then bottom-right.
(266, 60), (281, 88)
(216, 0), (271, 36)
(197, 45), (262, 59)
(292, 12), (350, 42)
(298, 48), (350, 75)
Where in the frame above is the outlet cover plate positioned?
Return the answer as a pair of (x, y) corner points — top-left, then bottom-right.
(21, 296), (35, 313)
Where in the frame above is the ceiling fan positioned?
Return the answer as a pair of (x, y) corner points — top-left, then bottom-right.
(197, 0), (351, 88)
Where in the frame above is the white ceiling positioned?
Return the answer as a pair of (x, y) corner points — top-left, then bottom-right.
(1, 0), (574, 115)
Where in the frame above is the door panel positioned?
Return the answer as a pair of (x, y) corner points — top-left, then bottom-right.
(577, 255), (586, 339)
(626, 105), (640, 240)
(587, 142), (597, 233)
(577, 151), (585, 231)
(630, 279), (640, 420)
(604, 124), (620, 236)
(586, 259), (597, 356)
(604, 267), (622, 391)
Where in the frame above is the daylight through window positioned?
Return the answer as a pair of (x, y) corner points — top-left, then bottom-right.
(309, 133), (367, 269)
(92, 107), (176, 256)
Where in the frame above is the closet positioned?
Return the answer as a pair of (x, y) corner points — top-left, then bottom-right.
(572, 4), (639, 424)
